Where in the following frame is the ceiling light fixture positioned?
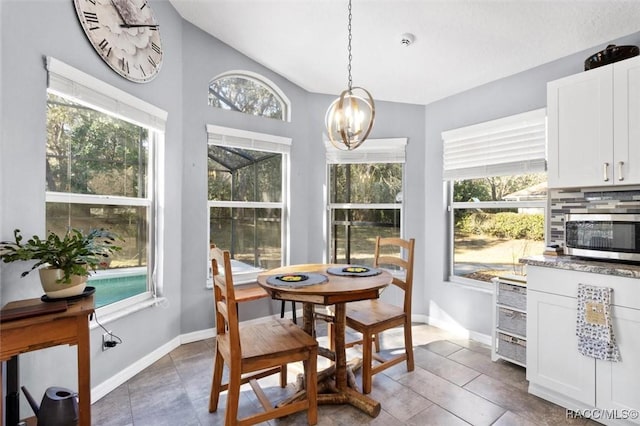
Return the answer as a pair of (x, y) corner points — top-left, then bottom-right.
(325, 0), (375, 151)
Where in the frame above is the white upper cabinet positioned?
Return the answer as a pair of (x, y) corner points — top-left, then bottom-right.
(613, 56), (640, 185)
(547, 56), (640, 188)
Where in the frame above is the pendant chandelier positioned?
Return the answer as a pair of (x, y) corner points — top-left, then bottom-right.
(325, 0), (375, 151)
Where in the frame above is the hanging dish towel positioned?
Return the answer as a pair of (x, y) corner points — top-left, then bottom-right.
(576, 284), (620, 361)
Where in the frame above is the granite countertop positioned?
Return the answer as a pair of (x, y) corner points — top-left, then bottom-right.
(520, 255), (640, 279)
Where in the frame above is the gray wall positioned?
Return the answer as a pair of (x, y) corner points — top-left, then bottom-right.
(0, 0), (425, 409)
(421, 31), (640, 337)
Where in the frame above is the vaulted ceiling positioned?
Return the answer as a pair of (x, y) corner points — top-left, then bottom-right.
(169, 0), (640, 105)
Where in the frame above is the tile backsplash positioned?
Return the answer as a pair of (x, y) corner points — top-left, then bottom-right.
(548, 187), (640, 246)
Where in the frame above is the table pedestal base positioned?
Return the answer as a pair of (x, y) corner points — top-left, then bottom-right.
(286, 364), (381, 419)
(317, 387), (381, 417)
(295, 303), (381, 418)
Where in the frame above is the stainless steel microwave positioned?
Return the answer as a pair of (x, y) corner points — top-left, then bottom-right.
(565, 214), (640, 262)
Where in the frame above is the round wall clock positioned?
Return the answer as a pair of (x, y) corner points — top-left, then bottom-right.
(73, 0), (163, 83)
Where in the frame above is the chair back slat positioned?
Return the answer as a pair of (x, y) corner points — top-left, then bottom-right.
(373, 236), (415, 313)
(210, 246), (241, 354)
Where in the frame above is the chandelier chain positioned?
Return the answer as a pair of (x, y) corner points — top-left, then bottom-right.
(325, 0), (374, 151)
(347, 0), (353, 91)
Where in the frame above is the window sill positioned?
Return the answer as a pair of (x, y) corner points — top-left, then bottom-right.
(205, 278), (260, 290)
(448, 275), (494, 294)
(91, 294), (166, 328)
(206, 259), (265, 288)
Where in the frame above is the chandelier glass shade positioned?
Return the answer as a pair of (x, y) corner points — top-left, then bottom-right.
(325, 0), (375, 151)
(325, 86), (375, 151)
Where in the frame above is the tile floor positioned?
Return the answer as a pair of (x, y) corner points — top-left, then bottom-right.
(92, 321), (598, 426)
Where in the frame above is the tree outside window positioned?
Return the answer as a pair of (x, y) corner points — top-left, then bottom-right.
(208, 73), (288, 121)
(208, 145), (283, 270)
(46, 93), (154, 307)
(451, 172), (546, 283)
(329, 163), (403, 266)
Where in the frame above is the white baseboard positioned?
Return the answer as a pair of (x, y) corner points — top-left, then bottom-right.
(425, 314), (492, 346)
(91, 336), (181, 403)
(180, 327), (215, 344)
(468, 330), (491, 347)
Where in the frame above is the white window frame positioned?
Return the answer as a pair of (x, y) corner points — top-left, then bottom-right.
(443, 109), (547, 291)
(45, 57), (166, 318)
(325, 138), (407, 263)
(206, 125), (291, 286)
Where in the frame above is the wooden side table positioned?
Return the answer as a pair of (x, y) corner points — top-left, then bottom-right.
(1, 296), (95, 426)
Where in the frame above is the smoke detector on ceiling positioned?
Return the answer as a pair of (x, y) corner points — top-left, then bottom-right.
(400, 33), (415, 47)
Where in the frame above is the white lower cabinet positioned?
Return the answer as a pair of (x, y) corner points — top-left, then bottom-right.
(526, 266), (640, 425)
(527, 289), (595, 406)
(596, 305), (640, 417)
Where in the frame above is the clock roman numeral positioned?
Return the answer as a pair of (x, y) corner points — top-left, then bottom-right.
(148, 56), (157, 68)
(151, 42), (161, 55)
(139, 65), (147, 77)
(98, 39), (109, 50)
(140, 1), (147, 10)
(83, 11), (99, 24)
(121, 58), (129, 74)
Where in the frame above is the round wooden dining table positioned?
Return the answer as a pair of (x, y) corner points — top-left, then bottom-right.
(257, 263), (392, 418)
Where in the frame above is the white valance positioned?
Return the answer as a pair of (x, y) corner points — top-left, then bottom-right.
(442, 108), (546, 180)
(46, 57), (167, 132)
(206, 124), (291, 153)
(325, 138), (407, 164)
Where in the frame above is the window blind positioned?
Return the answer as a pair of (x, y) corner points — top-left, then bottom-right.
(206, 124), (291, 153)
(442, 108), (546, 180)
(46, 57), (167, 132)
(325, 138), (407, 164)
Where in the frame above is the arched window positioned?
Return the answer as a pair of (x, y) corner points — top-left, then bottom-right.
(208, 71), (290, 121)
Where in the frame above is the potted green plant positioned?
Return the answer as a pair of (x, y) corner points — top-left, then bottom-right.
(0, 228), (122, 298)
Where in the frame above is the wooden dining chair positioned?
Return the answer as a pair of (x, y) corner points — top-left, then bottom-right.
(329, 236), (415, 394)
(209, 244), (270, 304)
(208, 247), (318, 426)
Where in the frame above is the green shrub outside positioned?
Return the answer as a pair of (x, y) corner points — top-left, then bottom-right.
(458, 212), (544, 241)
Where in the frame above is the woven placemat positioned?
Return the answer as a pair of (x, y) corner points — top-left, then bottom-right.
(266, 273), (328, 288)
(326, 265), (382, 277)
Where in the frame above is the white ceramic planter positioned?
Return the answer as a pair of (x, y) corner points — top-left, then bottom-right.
(39, 268), (88, 298)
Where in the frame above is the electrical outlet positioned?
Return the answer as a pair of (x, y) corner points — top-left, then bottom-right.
(102, 332), (116, 351)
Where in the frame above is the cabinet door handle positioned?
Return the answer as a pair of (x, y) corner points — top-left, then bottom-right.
(603, 162), (610, 182)
(618, 161), (625, 181)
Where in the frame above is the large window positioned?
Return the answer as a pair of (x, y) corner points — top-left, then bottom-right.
(327, 139), (406, 266)
(443, 109), (546, 286)
(207, 125), (290, 284)
(208, 71), (290, 122)
(46, 58), (165, 309)
(451, 175), (546, 283)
